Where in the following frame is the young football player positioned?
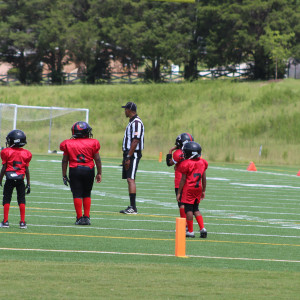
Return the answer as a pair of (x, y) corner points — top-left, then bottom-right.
(60, 121), (102, 225)
(166, 133), (194, 219)
(176, 141), (208, 238)
(0, 130), (32, 229)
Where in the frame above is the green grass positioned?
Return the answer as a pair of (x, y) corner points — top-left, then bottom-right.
(1, 261), (299, 299)
(1, 79), (300, 164)
(0, 155), (299, 299)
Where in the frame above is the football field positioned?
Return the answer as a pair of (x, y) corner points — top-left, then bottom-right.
(0, 155), (300, 299)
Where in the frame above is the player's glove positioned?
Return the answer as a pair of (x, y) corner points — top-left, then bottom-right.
(166, 154), (172, 166)
(25, 184), (31, 194)
(63, 176), (70, 186)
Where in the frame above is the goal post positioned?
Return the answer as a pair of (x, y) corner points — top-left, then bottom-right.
(0, 103), (89, 153)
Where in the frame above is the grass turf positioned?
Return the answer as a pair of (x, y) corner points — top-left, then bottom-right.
(0, 155), (299, 299)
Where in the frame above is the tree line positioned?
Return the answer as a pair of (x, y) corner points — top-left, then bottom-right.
(0, 0), (299, 84)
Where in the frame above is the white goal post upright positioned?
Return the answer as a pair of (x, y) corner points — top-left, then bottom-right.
(0, 103), (89, 153)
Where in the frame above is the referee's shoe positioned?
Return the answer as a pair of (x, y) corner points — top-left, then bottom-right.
(120, 206), (137, 214)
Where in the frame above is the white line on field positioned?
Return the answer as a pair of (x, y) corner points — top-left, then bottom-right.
(21, 224), (300, 237)
(1, 247), (299, 263)
(4, 214), (300, 237)
(217, 204), (299, 210)
(231, 183), (300, 189)
(209, 166), (299, 178)
(8, 202), (300, 227)
(36, 160), (299, 179)
(22, 200), (300, 218)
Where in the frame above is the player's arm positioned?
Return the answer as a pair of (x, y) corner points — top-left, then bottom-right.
(169, 146), (177, 154)
(201, 171), (207, 200)
(177, 174), (186, 202)
(0, 163), (7, 186)
(93, 152), (102, 183)
(166, 146), (177, 167)
(62, 155), (70, 186)
(62, 155), (69, 177)
(25, 166), (31, 194)
(124, 138), (139, 170)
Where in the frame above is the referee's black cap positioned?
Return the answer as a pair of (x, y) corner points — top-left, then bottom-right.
(121, 102), (137, 111)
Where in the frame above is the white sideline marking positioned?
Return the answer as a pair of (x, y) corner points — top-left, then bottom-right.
(5, 212), (300, 236)
(1, 247), (299, 263)
(231, 183), (300, 189)
(21, 224), (300, 238)
(210, 166), (299, 177)
(37, 160), (298, 177)
(8, 213), (300, 232)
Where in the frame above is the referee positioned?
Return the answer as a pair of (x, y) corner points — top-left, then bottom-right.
(120, 101), (144, 214)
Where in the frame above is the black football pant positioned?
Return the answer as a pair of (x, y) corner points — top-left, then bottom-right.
(3, 179), (26, 205)
(69, 166), (95, 198)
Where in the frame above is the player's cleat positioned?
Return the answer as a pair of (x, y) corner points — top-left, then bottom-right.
(82, 216), (91, 225)
(200, 228), (207, 238)
(0, 220), (9, 228)
(75, 217), (84, 225)
(186, 231), (195, 238)
(19, 221), (27, 229)
(120, 206), (137, 214)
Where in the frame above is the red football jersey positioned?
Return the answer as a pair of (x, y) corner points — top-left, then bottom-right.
(60, 138), (100, 169)
(172, 149), (185, 188)
(1, 147), (32, 178)
(177, 157), (208, 204)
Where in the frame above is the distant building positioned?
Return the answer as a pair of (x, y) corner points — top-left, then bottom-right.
(0, 55), (137, 78)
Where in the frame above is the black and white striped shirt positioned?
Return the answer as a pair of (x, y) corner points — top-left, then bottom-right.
(122, 115), (144, 151)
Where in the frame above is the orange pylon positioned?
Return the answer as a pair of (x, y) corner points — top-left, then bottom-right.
(158, 152), (162, 162)
(175, 218), (186, 257)
(297, 170), (300, 176)
(247, 161), (257, 171)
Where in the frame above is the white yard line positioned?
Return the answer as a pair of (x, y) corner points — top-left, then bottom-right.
(0, 247), (299, 263)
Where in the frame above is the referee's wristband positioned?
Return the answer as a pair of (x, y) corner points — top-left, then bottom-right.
(125, 155), (131, 161)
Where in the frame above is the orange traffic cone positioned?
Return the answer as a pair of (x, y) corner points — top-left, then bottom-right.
(247, 161), (257, 171)
(297, 170), (300, 176)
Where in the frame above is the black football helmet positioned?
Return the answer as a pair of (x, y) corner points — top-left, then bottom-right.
(71, 121), (93, 138)
(175, 133), (194, 148)
(182, 141), (202, 159)
(6, 129), (27, 147)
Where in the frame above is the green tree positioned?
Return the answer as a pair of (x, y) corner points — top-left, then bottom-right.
(65, 0), (111, 83)
(197, 0), (299, 79)
(66, 21), (111, 83)
(260, 28), (294, 79)
(94, 0), (194, 82)
(0, 0), (47, 84)
(138, 1), (194, 82)
(37, 1), (73, 84)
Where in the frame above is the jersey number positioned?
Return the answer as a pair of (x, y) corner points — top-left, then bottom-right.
(77, 154), (86, 163)
(13, 161), (22, 170)
(193, 173), (201, 188)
